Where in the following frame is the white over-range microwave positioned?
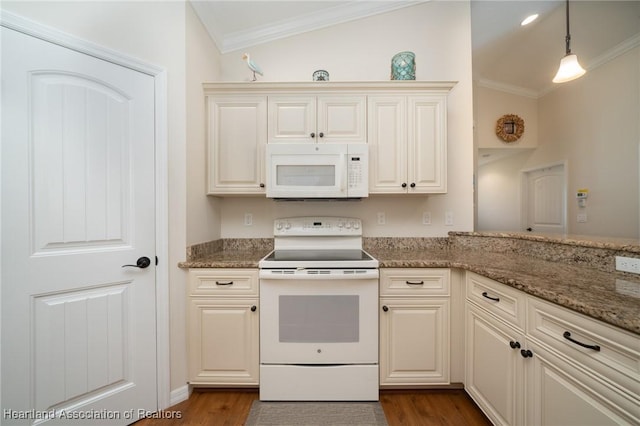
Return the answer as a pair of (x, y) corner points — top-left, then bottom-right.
(265, 143), (368, 199)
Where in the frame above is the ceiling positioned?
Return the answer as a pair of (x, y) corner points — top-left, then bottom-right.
(190, 1), (640, 96)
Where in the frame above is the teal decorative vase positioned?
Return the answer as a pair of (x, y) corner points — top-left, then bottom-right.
(391, 51), (416, 80)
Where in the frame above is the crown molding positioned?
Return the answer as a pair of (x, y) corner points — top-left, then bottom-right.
(218, 1), (426, 53)
(475, 78), (539, 99)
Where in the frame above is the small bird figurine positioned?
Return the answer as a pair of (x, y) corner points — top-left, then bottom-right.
(242, 53), (263, 81)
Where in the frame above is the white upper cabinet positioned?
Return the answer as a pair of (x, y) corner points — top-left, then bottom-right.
(203, 82), (454, 196)
(268, 95), (366, 143)
(369, 93), (448, 194)
(206, 95), (267, 195)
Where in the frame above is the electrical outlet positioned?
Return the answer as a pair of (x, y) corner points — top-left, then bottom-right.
(377, 212), (386, 225)
(445, 211), (454, 226)
(244, 213), (253, 226)
(577, 213), (587, 223)
(422, 211), (431, 225)
(616, 256), (640, 274)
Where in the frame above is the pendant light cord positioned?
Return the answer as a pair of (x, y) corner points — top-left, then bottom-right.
(565, 0), (572, 55)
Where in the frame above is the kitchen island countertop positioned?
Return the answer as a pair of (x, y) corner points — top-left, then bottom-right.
(367, 246), (640, 335)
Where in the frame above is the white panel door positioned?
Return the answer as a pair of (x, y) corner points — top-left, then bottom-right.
(524, 164), (566, 233)
(2, 27), (157, 424)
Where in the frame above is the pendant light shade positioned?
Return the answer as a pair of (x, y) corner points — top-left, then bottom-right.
(552, 0), (586, 83)
(553, 54), (586, 83)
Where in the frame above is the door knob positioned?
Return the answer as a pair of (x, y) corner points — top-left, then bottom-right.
(122, 256), (151, 269)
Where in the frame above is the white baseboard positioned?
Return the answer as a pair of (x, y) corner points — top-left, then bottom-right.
(170, 385), (190, 407)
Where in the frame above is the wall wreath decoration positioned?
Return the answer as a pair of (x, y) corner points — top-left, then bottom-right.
(495, 114), (525, 143)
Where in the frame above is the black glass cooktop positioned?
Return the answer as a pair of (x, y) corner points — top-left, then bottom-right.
(262, 249), (374, 262)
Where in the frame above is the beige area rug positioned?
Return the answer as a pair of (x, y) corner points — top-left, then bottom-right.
(244, 401), (389, 426)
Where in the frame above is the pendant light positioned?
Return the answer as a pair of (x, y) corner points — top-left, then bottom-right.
(552, 0), (586, 83)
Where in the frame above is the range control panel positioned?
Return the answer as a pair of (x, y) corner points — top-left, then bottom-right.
(273, 217), (362, 236)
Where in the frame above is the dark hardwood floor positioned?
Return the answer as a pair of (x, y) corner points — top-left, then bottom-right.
(134, 389), (491, 426)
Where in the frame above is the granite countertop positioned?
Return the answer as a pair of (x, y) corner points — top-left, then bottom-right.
(178, 249), (268, 269)
(179, 240), (640, 335)
(367, 246), (640, 334)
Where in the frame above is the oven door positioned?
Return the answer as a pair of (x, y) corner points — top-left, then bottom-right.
(265, 143), (347, 199)
(260, 272), (378, 364)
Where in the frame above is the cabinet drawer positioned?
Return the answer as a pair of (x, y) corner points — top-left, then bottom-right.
(188, 269), (259, 296)
(380, 268), (450, 296)
(466, 272), (526, 330)
(527, 296), (640, 397)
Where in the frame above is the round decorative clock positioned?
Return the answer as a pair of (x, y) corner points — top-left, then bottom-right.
(496, 114), (525, 143)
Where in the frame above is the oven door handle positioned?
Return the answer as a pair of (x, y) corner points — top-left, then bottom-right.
(259, 269), (379, 279)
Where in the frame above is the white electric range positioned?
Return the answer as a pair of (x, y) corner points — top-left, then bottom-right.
(258, 216), (379, 401)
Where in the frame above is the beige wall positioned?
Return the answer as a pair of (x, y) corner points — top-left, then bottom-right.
(477, 46), (639, 238)
(475, 85), (538, 149)
(186, 6), (221, 246)
(182, 3), (222, 393)
(213, 1), (475, 237)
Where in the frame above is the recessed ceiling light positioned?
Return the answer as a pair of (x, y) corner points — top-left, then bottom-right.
(521, 14), (539, 26)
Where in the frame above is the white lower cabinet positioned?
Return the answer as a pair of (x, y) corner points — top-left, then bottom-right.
(465, 272), (640, 426)
(379, 268), (450, 386)
(466, 303), (525, 425)
(527, 339), (638, 425)
(187, 269), (259, 386)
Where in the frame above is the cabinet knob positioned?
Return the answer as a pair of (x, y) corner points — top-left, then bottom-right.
(401, 183), (407, 188)
(259, 183), (265, 188)
(520, 349), (533, 358)
(410, 182), (416, 188)
(318, 132), (324, 138)
(251, 305), (257, 312)
(310, 132), (315, 138)
(509, 341), (521, 349)
(382, 305), (389, 312)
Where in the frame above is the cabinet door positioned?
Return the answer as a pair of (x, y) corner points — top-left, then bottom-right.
(379, 298), (449, 386)
(465, 304), (525, 426)
(317, 95), (367, 143)
(207, 96), (267, 194)
(526, 340), (639, 425)
(268, 96), (316, 143)
(408, 95), (447, 193)
(368, 96), (407, 193)
(188, 298), (259, 386)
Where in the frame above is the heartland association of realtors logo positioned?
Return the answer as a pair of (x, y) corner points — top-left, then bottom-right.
(3, 408), (182, 421)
